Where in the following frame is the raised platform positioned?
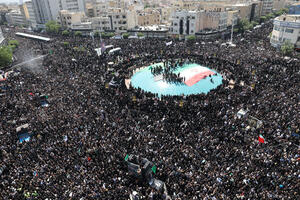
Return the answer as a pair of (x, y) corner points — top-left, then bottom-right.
(130, 63), (223, 97)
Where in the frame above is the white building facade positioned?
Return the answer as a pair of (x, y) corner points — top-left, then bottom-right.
(169, 10), (228, 35)
(90, 16), (111, 32)
(270, 15), (300, 48)
(261, 0), (274, 16)
(25, 1), (37, 29)
(60, 0), (86, 13)
(31, 0), (85, 28)
(106, 8), (137, 33)
(32, 0), (60, 26)
(169, 10), (201, 35)
(5, 10), (26, 26)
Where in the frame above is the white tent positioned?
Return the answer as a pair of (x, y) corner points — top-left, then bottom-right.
(109, 47), (121, 54)
(105, 45), (114, 50)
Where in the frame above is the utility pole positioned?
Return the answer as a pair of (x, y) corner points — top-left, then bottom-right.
(230, 15), (235, 44)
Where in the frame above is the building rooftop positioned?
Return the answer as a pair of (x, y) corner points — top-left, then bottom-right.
(275, 14), (300, 23)
(291, 2), (300, 6)
(8, 9), (21, 14)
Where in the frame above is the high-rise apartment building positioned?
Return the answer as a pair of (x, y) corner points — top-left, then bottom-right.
(32, 0), (60, 25)
(30, 0), (85, 28)
(5, 10), (27, 26)
(24, 1), (37, 28)
(59, 0), (86, 13)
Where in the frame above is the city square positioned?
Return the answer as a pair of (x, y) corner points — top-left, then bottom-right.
(0, 0), (299, 199)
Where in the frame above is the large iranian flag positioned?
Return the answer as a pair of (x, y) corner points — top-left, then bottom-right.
(179, 66), (215, 86)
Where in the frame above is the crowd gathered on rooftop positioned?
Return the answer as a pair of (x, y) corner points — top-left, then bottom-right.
(0, 22), (299, 199)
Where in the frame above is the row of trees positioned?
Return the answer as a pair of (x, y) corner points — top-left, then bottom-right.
(0, 40), (19, 69)
(236, 8), (289, 33)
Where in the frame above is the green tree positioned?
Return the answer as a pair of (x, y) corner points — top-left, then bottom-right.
(274, 8), (288, 16)
(101, 32), (107, 38)
(0, 46), (13, 69)
(274, 11), (282, 16)
(266, 13), (274, 20)
(251, 21), (259, 27)
(94, 31), (100, 37)
(237, 19), (253, 33)
(260, 16), (267, 23)
(280, 8), (288, 14)
(233, 28), (239, 33)
(186, 35), (196, 40)
(101, 32), (114, 38)
(62, 41), (69, 46)
(45, 20), (61, 33)
(8, 44), (16, 51)
(75, 31), (82, 37)
(8, 40), (19, 47)
(137, 32), (144, 38)
(107, 32), (115, 38)
(280, 41), (294, 55)
(122, 33), (129, 39)
(62, 30), (69, 36)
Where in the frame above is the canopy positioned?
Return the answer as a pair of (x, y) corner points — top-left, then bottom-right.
(105, 45), (114, 49)
(109, 47), (121, 54)
(16, 32), (51, 42)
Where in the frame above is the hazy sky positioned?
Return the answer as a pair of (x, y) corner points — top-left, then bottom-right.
(0, 0), (18, 4)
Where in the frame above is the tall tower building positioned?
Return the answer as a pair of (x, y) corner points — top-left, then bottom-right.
(32, 0), (60, 25)
(59, 0), (86, 12)
(31, 0), (86, 28)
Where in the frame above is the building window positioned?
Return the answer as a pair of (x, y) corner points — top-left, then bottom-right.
(122, 15), (126, 19)
(285, 28), (294, 33)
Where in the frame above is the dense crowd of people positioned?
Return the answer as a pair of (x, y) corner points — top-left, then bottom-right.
(0, 21), (299, 199)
